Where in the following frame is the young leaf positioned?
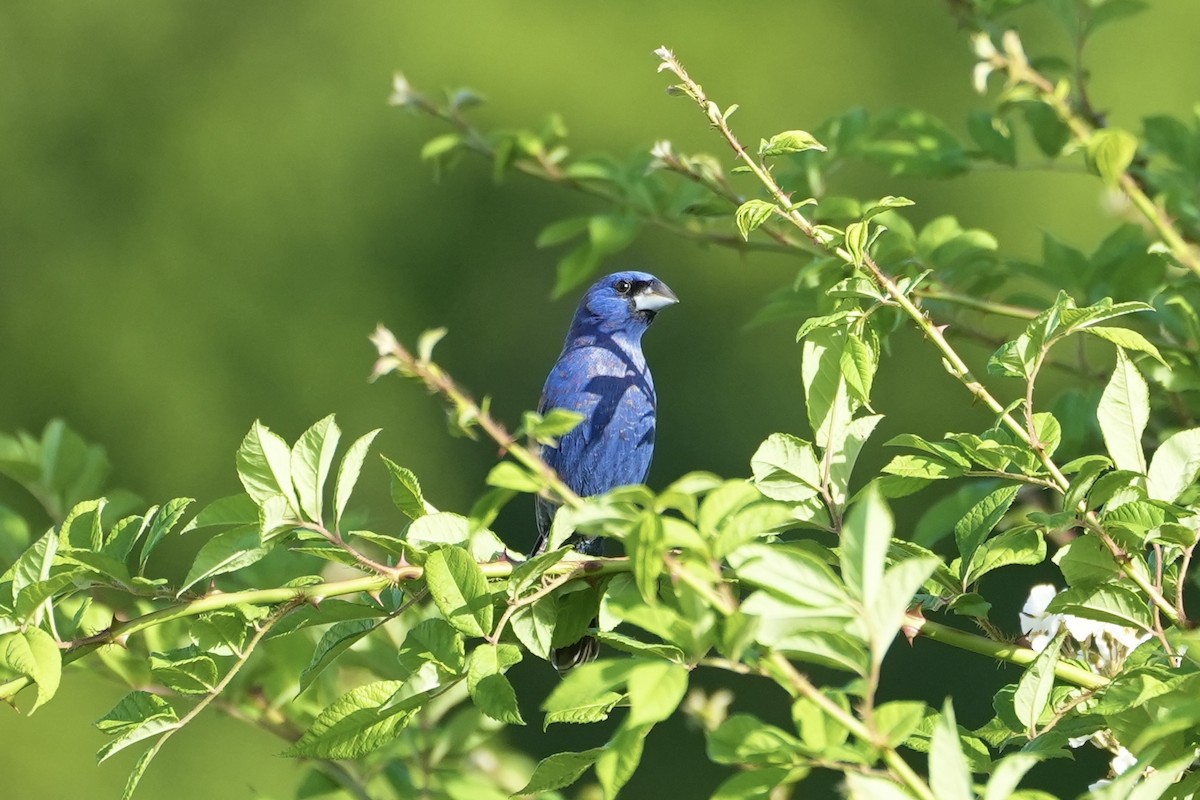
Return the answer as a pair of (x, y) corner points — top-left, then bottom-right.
(840, 484), (891, 611)
(625, 660), (688, 726)
(0, 627), (61, 713)
(929, 699), (973, 800)
(138, 497), (195, 572)
(178, 526), (271, 594)
(283, 681), (420, 759)
(1087, 128), (1139, 185)
(466, 643), (524, 725)
(1097, 349), (1149, 473)
(735, 199), (777, 240)
(515, 748), (605, 795)
(628, 512), (664, 605)
(423, 546), (494, 637)
(962, 528), (1046, 587)
(1081, 326), (1167, 366)
(1146, 427), (1200, 502)
(148, 648), (218, 696)
(707, 713), (803, 766)
(1046, 584), (1153, 632)
(1013, 631), (1062, 737)
(237, 421), (300, 515)
(333, 429), (382, 529)
(381, 456), (432, 520)
(750, 433), (823, 502)
(290, 415), (341, 523)
(596, 721), (653, 799)
(759, 129), (826, 156)
(298, 619), (380, 695)
(541, 658), (636, 728)
(397, 617), (466, 677)
(954, 485), (1020, 577)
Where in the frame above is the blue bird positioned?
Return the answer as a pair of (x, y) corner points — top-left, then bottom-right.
(533, 270), (678, 671)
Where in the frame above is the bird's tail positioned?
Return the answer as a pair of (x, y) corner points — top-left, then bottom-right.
(551, 623), (600, 673)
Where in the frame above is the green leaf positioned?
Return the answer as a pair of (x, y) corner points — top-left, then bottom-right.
(828, 414), (883, 509)
(882, 454), (964, 480)
(466, 643), (524, 724)
(707, 714), (802, 766)
(179, 493), (259, 534)
(407, 511), (505, 561)
(1147, 427), (1200, 502)
(1097, 349), (1148, 474)
(967, 110), (1017, 165)
(750, 433), (823, 502)
(596, 722), (653, 799)
(954, 485), (1020, 577)
(844, 773), (917, 800)
(178, 526), (270, 594)
(870, 555), (939, 664)
(1013, 631), (1062, 736)
(628, 512), (664, 605)
(1047, 584), (1152, 632)
(759, 129), (826, 156)
(139, 497), (195, 572)
(982, 753), (1041, 800)
(283, 681), (420, 759)
(840, 485), (891, 610)
(380, 456), (431, 520)
(594, 630), (685, 663)
(875, 700), (927, 748)
(299, 619), (379, 694)
(711, 768), (792, 800)
(1087, 128), (1139, 185)
(486, 461), (542, 493)
(515, 748), (605, 795)
(963, 528), (1046, 586)
(535, 216), (590, 248)
(148, 648), (218, 696)
(541, 659), (635, 728)
(1081, 326), (1167, 367)
(236, 421), (300, 515)
(1052, 536), (1119, 588)
(333, 429), (382, 529)
(730, 543), (850, 611)
(735, 199), (777, 240)
(61, 499), (104, 551)
(397, 617), (465, 677)
(840, 334), (876, 405)
(290, 415), (341, 523)
(0, 627), (61, 713)
(626, 660), (688, 726)
(844, 221), (869, 267)
(863, 195), (916, 219)
(94, 691), (177, 736)
(424, 546), (494, 637)
(420, 133), (461, 161)
(929, 699), (973, 800)
(802, 327), (855, 451)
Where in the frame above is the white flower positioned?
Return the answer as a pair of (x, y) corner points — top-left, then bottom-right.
(1111, 747), (1138, 776)
(388, 73), (414, 107)
(1019, 583), (1063, 652)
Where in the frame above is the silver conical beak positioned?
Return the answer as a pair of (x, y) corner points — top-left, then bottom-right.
(633, 278), (679, 312)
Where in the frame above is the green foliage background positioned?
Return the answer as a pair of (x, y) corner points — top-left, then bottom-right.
(3, 2), (1200, 797)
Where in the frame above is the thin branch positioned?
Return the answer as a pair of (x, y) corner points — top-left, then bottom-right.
(370, 326), (584, 513)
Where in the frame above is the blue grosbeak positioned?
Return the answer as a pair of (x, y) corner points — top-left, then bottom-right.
(533, 271), (678, 670)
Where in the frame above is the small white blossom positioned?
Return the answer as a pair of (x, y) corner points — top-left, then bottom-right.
(1111, 747), (1138, 776)
(388, 72), (415, 107)
(1019, 583), (1063, 652)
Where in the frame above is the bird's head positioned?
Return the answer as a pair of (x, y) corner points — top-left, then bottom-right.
(572, 271), (679, 337)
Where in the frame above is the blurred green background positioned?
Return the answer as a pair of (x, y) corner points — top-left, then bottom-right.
(3, 1), (1199, 797)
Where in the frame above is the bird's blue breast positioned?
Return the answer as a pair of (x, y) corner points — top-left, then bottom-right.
(535, 332), (657, 551)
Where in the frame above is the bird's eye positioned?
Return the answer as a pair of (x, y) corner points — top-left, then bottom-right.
(614, 279), (632, 295)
